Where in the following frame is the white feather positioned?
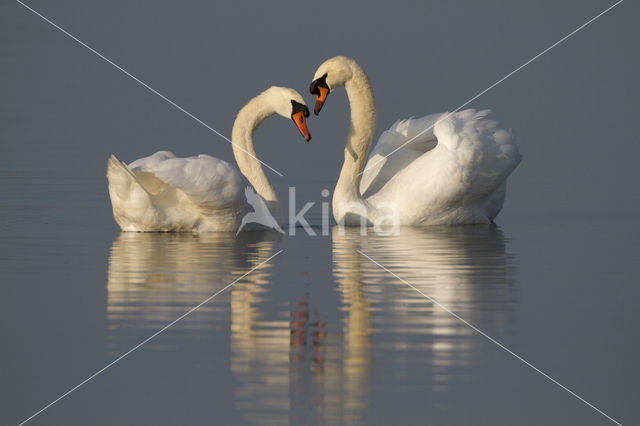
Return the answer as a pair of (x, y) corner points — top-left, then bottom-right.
(107, 152), (248, 232)
(316, 56), (522, 226)
(106, 86), (308, 233)
(368, 109), (521, 224)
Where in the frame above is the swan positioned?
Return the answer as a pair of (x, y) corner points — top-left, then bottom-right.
(309, 56), (521, 227)
(107, 86), (311, 232)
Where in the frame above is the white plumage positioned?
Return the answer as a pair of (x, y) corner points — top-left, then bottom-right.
(107, 152), (247, 232)
(107, 87), (309, 233)
(312, 56), (521, 226)
(365, 110), (520, 224)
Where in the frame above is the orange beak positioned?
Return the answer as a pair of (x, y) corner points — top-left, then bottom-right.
(314, 86), (329, 115)
(292, 111), (311, 142)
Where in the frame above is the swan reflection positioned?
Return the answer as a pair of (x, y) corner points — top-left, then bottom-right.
(106, 225), (515, 423)
(106, 232), (279, 353)
(332, 226), (516, 403)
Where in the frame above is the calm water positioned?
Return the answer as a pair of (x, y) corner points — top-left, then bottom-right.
(2, 1), (638, 424)
(0, 175), (637, 425)
(105, 227), (514, 424)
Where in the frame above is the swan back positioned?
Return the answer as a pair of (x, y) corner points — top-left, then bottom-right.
(129, 151), (245, 210)
(369, 109), (521, 224)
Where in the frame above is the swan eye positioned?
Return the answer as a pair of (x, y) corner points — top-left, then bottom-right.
(310, 74), (330, 115)
(291, 99), (310, 117)
(309, 73), (329, 96)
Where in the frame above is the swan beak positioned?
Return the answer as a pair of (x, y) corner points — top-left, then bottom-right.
(314, 86), (329, 115)
(292, 111), (311, 142)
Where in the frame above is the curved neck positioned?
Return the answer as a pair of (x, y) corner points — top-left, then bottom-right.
(231, 92), (278, 204)
(334, 63), (376, 207)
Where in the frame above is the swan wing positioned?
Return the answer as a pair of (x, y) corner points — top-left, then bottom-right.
(431, 109), (521, 199)
(372, 110), (521, 222)
(127, 150), (176, 170)
(361, 113), (443, 197)
(129, 151), (245, 210)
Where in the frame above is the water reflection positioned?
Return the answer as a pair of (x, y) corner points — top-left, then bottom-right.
(331, 231), (373, 424)
(107, 232), (280, 353)
(332, 226), (516, 409)
(228, 242), (290, 425)
(106, 226), (516, 423)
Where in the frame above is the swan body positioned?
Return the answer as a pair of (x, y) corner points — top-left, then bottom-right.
(310, 56), (521, 226)
(107, 87), (310, 232)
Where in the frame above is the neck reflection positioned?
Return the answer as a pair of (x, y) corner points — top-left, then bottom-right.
(332, 225), (516, 406)
(106, 232), (280, 354)
(105, 225), (516, 422)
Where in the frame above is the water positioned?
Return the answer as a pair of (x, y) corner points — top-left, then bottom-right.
(2, 1), (638, 424)
(1, 171), (637, 425)
(105, 227), (515, 424)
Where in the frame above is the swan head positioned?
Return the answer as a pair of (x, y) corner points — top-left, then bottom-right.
(309, 56), (354, 115)
(265, 86), (311, 142)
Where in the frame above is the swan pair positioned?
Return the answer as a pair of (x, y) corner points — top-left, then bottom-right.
(107, 56), (521, 233)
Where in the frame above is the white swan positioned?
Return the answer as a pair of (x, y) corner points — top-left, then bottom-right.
(309, 56), (521, 226)
(107, 86), (311, 232)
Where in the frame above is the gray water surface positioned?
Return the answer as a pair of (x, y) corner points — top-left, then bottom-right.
(1, 1), (638, 425)
(1, 177), (637, 425)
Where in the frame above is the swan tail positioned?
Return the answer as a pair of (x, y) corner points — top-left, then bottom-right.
(107, 155), (159, 231)
(107, 155), (147, 199)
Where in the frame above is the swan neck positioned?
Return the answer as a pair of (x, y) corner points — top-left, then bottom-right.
(334, 64), (376, 207)
(231, 93), (278, 204)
